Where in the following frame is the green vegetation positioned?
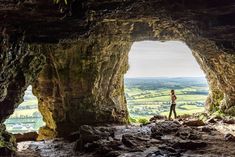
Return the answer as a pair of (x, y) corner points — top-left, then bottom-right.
(138, 118), (149, 125)
(4, 78), (209, 131)
(128, 116), (137, 123)
(125, 77), (209, 121)
(4, 86), (44, 134)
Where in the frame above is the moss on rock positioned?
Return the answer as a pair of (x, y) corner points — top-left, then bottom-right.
(0, 124), (16, 156)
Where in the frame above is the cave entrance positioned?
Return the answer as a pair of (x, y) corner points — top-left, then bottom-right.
(4, 85), (44, 134)
(124, 41), (209, 122)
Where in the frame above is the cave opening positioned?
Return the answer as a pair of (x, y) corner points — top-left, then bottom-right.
(4, 85), (44, 134)
(124, 40), (209, 123)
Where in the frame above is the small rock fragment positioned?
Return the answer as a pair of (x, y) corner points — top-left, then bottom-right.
(224, 133), (235, 142)
(14, 132), (38, 142)
(183, 119), (205, 126)
(206, 118), (216, 124)
(172, 140), (207, 150)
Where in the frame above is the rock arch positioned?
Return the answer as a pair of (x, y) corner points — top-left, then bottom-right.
(33, 18), (235, 138)
(0, 1), (234, 142)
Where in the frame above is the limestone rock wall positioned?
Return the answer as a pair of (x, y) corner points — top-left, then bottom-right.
(190, 40), (235, 115)
(34, 18), (235, 138)
(0, 0), (234, 142)
(34, 38), (131, 137)
(0, 124), (16, 156)
(0, 33), (45, 152)
(0, 34), (45, 123)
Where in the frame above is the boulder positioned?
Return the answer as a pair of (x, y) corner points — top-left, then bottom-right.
(75, 130), (122, 154)
(158, 145), (181, 156)
(80, 125), (115, 141)
(95, 140), (123, 155)
(74, 125), (115, 151)
(222, 119), (235, 124)
(151, 121), (181, 139)
(224, 133), (235, 142)
(199, 126), (214, 132)
(176, 127), (201, 140)
(149, 115), (167, 122)
(206, 117), (217, 124)
(172, 140), (207, 150)
(121, 134), (148, 148)
(183, 119), (205, 126)
(14, 132), (38, 142)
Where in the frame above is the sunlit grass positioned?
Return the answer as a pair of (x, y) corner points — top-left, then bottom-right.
(4, 85), (44, 133)
(125, 81), (208, 121)
(11, 109), (39, 117)
(160, 106), (205, 116)
(134, 95), (207, 102)
(19, 100), (38, 106)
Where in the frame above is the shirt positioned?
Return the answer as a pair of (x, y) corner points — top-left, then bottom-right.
(171, 94), (177, 104)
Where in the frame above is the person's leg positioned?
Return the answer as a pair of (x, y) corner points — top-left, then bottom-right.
(173, 104), (177, 119)
(168, 104), (173, 120)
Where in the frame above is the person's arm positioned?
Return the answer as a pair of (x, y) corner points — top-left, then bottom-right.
(174, 95), (177, 100)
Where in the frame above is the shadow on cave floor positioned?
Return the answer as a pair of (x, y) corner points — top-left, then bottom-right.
(16, 115), (235, 157)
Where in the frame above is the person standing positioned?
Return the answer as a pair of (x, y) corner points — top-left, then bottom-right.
(169, 89), (177, 120)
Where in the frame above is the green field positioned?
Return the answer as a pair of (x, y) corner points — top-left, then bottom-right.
(125, 77), (208, 120)
(4, 86), (44, 134)
(4, 78), (208, 133)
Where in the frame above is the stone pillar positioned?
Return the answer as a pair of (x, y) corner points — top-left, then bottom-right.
(35, 40), (131, 138)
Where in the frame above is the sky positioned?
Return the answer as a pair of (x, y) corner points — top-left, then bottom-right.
(125, 41), (205, 78)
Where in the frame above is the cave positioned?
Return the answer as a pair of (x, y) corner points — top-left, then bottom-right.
(0, 0), (235, 156)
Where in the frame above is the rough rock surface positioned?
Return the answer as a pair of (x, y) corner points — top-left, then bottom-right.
(0, 124), (16, 156)
(224, 133), (235, 142)
(0, 0), (234, 147)
(74, 125), (115, 151)
(15, 119), (235, 157)
(73, 121), (208, 156)
(151, 121), (181, 139)
(0, 36), (45, 123)
(183, 119), (205, 126)
(0, 33), (45, 152)
(33, 41), (130, 137)
(14, 132), (38, 143)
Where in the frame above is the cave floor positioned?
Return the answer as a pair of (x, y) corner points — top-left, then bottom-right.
(16, 120), (235, 157)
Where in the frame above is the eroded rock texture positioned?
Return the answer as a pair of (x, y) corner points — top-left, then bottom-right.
(0, 0), (235, 143)
(0, 32), (45, 151)
(34, 39), (130, 138)
(0, 35), (45, 123)
(0, 124), (16, 156)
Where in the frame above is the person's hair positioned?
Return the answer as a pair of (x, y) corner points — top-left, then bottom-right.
(171, 89), (175, 94)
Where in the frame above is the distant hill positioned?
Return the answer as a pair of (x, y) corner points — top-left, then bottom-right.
(4, 86), (44, 134)
(124, 77), (208, 90)
(124, 77), (208, 120)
